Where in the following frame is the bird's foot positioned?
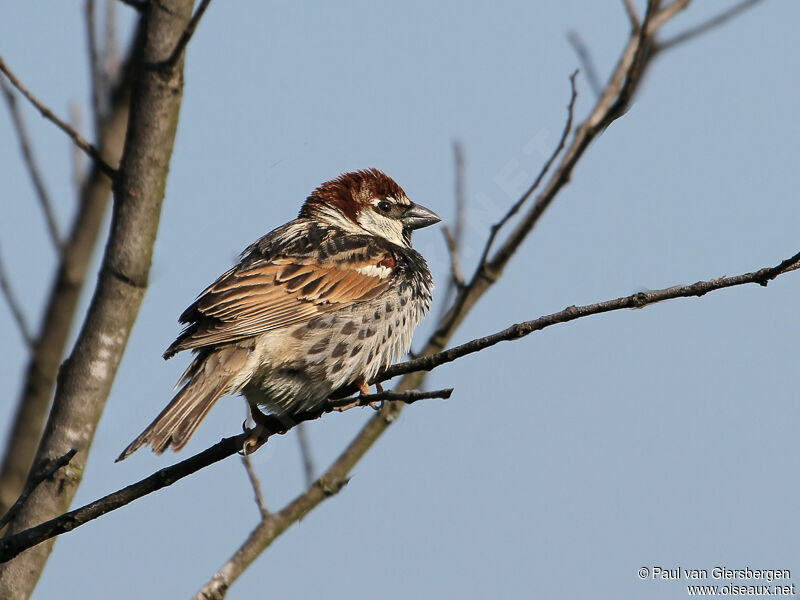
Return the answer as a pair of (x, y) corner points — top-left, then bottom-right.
(333, 378), (384, 412)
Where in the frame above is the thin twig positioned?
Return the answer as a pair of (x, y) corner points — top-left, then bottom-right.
(377, 250), (800, 384)
(0, 56), (116, 180)
(437, 142), (468, 317)
(0, 450), (76, 531)
(442, 226), (465, 289)
(69, 102), (86, 193)
(622, 0), (641, 30)
(452, 140), (466, 250)
(0, 248), (34, 351)
(656, 0), (764, 53)
(295, 424), (315, 489)
(163, 0), (212, 69)
(105, 0), (120, 75)
(240, 455), (269, 519)
(85, 0), (107, 137)
(567, 31), (602, 98)
(1, 79), (62, 253)
(477, 70), (578, 273)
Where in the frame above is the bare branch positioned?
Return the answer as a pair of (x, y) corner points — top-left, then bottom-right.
(0, 56), (116, 180)
(650, 0), (691, 31)
(0, 388), (453, 562)
(0, 4), (194, 593)
(437, 142), (468, 317)
(656, 0), (764, 53)
(378, 250), (800, 384)
(441, 226), (465, 290)
(0, 22), (139, 520)
(0, 451), (76, 532)
(622, 0), (641, 30)
(1, 79), (62, 253)
(164, 0), (213, 69)
(105, 0), (120, 74)
(69, 102), (86, 192)
(295, 424), (315, 489)
(194, 4), (757, 592)
(85, 0), (104, 136)
(240, 456), (269, 519)
(3, 241), (796, 563)
(0, 248), (34, 351)
(476, 70), (578, 279)
(567, 31), (602, 97)
(195, 250), (799, 595)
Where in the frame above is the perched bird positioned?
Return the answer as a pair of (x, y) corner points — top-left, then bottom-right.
(117, 169), (439, 461)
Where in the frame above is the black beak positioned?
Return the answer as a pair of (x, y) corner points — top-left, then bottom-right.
(401, 203), (441, 230)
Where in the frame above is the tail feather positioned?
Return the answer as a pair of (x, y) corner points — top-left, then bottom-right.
(116, 348), (248, 461)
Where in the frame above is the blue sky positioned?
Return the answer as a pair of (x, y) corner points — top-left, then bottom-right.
(1, 2), (799, 599)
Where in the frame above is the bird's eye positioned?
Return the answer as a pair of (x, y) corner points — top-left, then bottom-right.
(377, 200), (392, 213)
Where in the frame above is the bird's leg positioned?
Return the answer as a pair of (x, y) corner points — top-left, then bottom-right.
(370, 382), (384, 411)
(333, 375), (375, 412)
(240, 399), (271, 454)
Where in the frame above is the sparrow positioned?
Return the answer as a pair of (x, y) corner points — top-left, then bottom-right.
(117, 169), (439, 461)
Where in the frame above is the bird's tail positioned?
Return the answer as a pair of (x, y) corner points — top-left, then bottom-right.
(116, 349), (245, 461)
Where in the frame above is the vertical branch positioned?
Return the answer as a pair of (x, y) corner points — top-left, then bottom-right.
(295, 423), (315, 488)
(0, 24), (140, 522)
(0, 2), (195, 595)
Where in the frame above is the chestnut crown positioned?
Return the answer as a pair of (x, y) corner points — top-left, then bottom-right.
(300, 169), (440, 247)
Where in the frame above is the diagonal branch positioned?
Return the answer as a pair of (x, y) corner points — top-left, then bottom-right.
(1, 79), (62, 253)
(192, 248), (798, 598)
(377, 250), (800, 383)
(567, 32), (602, 98)
(240, 456), (269, 519)
(163, 0), (213, 69)
(2, 243), (796, 563)
(0, 388), (453, 562)
(0, 56), (116, 179)
(196, 2), (780, 594)
(0, 248), (34, 351)
(655, 0), (765, 53)
(0, 450), (76, 532)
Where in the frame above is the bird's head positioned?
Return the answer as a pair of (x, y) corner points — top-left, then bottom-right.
(300, 169), (440, 247)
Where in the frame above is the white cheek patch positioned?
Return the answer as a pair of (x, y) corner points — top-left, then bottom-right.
(356, 211), (406, 247)
(355, 264), (393, 279)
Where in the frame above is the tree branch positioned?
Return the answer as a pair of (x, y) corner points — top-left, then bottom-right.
(0, 388), (453, 563)
(196, 3), (774, 594)
(0, 3), (195, 595)
(0, 22), (140, 522)
(0, 56), (116, 180)
(192, 251), (799, 597)
(622, 0), (641, 31)
(2, 242), (792, 571)
(240, 456), (269, 519)
(163, 0), (213, 69)
(0, 450), (76, 532)
(655, 0), (765, 53)
(294, 424), (315, 489)
(1, 79), (62, 253)
(0, 248), (34, 350)
(567, 32), (602, 98)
